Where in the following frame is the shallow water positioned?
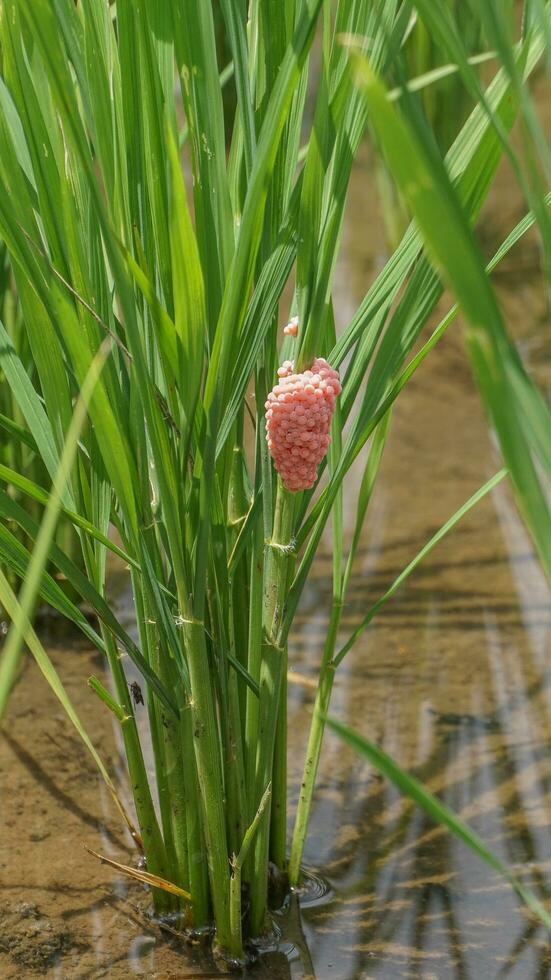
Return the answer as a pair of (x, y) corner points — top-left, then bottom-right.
(2, 120), (551, 979)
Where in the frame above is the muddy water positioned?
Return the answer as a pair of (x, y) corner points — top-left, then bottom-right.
(2, 136), (551, 979)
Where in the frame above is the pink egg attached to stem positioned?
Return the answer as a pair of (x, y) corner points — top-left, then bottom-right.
(265, 357), (342, 492)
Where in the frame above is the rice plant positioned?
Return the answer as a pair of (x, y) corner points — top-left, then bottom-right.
(0, 0), (550, 967)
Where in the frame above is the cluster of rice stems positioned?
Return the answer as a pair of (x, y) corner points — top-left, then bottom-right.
(0, 0), (551, 964)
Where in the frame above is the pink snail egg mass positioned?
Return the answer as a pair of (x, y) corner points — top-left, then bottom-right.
(265, 357), (342, 492)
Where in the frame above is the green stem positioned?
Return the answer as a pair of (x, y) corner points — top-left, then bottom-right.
(226, 666), (246, 857)
(249, 483), (295, 936)
(103, 630), (173, 915)
(147, 687), (178, 874)
(131, 570), (181, 898)
(181, 618), (236, 955)
(229, 863), (243, 958)
(269, 660), (287, 869)
(159, 667), (190, 902)
(230, 783), (272, 955)
(85, 519), (173, 916)
(181, 702), (210, 928)
(228, 442), (252, 737)
(244, 518), (264, 820)
(227, 438), (251, 850)
(288, 597), (342, 885)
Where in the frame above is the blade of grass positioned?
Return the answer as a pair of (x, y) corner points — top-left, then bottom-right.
(326, 717), (551, 932)
(0, 492), (177, 713)
(0, 567), (140, 845)
(0, 319), (62, 490)
(85, 846), (191, 901)
(334, 469), (507, 667)
(351, 48), (551, 584)
(0, 463), (139, 571)
(0, 341), (112, 716)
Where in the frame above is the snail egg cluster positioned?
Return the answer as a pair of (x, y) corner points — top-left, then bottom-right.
(265, 357), (342, 492)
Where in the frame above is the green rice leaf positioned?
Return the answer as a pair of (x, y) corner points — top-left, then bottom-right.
(0, 463), (138, 571)
(351, 48), (551, 584)
(326, 717), (551, 932)
(0, 566), (138, 843)
(335, 470), (507, 666)
(0, 319), (61, 488)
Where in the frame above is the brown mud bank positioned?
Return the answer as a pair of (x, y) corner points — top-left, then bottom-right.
(2, 118), (551, 977)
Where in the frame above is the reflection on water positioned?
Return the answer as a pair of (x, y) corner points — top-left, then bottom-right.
(2, 151), (551, 979)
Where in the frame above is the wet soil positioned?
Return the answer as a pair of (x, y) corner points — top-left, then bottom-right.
(2, 82), (551, 980)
